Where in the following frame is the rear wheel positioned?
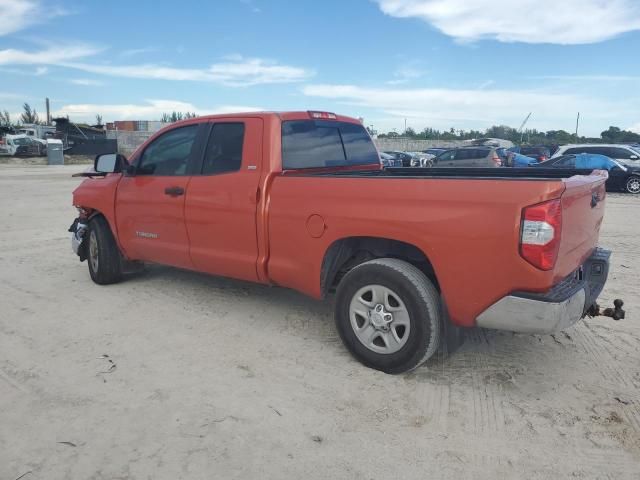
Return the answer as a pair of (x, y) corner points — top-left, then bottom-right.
(335, 258), (441, 374)
(87, 216), (123, 285)
(625, 175), (640, 194)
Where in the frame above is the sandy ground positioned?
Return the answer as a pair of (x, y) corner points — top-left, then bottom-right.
(1, 164), (639, 480)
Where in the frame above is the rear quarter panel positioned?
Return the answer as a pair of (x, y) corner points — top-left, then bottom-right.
(266, 175), (568, 327)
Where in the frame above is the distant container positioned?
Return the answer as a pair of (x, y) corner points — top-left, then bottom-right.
(47, 139), (64, 165)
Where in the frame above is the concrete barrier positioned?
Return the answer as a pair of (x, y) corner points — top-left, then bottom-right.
(107, 130), (468, 158)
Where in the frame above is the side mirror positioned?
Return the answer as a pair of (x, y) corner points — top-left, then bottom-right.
(94, 153), (127, 174)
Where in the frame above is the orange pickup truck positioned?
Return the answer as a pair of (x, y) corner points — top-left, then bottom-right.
(70, 111), (612, 373)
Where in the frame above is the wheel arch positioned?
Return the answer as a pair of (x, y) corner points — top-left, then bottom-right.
(320, 236), (439, 298)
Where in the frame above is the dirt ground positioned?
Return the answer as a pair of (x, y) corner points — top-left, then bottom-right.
(1, 164), (639, 480)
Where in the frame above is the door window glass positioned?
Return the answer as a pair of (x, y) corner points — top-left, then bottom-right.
(138, 125), (198, 176)
(202, 123), (245, 175)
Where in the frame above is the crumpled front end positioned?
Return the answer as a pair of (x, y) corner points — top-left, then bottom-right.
(68, 213), (89, 261)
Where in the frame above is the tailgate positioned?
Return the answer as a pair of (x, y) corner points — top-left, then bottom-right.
(554, 170), (607, 282)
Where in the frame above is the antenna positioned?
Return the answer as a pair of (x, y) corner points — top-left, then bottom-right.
(518, 112), (532, 143)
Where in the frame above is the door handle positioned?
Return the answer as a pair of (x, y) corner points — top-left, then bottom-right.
(164, 186), (185, 196)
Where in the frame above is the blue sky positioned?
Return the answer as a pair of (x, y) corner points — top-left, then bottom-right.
(1, 0), (640, 136)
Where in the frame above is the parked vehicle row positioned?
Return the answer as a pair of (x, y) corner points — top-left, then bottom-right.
(379, 142), (640, 193)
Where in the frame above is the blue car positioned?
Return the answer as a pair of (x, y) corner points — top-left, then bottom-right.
(533, 153), (640, 194)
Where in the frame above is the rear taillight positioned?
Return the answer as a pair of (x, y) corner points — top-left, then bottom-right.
(492, 153), (502, 166)
(538, 155), (547, 162)
(520, 199), (562, 270)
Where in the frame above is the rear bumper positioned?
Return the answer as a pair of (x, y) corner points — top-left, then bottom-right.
(476, 248), (610, 334)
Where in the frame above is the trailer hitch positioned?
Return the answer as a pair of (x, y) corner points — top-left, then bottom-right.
(587, 299), (625, 321)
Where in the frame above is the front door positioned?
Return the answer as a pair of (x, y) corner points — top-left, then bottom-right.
(115, 124), (201, 268)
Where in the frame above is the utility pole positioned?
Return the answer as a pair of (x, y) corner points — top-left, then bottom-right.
(575, 112), (580, 142)
(45, 97), (51, 125)
(404, 118), (407, 134)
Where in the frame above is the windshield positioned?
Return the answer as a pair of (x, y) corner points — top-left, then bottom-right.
(12, 137), (30, 145)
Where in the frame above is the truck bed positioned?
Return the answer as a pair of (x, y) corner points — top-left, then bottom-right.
(302, 167), (596, 180)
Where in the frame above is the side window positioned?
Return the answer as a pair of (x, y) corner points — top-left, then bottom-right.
(453, 150), (470, 160)
(202, 123), (245, 175)
(554, 156), (576, 167)
(138, 125), (198, 176)
(610, 147), (635, 159)
(437, 150), (456, 161)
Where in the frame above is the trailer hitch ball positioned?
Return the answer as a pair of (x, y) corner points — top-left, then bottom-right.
(587, 299), (625, 321)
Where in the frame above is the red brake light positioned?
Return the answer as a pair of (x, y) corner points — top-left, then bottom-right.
(308, 111), (337, 120)
(520, 199), (562, 271)
(492, 153), (502, 166)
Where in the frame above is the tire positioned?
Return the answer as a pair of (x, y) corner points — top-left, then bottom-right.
(625, 175), (640, 194)
(86, 216), (123, 285)
(334, 258), (441, 374)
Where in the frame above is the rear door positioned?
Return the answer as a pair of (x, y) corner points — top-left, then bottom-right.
(184, 118), (263, 282)
(115, 123), (204, 268)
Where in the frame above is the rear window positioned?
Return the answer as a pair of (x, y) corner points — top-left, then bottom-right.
(564, 147), (596, 155)
(282, 120), (378, 169)
(520, 147), (543, 155)
(454, 148), (489, 160)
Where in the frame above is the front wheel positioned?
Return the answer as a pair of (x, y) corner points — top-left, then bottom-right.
(87, 216), (123, 285)
(625, 175), (640, 194)
(334, 258), (441, 374)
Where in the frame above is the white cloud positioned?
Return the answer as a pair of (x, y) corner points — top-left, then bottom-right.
(628, 123), (640, 134)
(375, 0), (640, 44)
(53, 100), (263, 123)
(70, 78), (105, 86)
(0, 0), (68, 36)
(386, 65), (424, 85)
(302, 83), (631, 134)
(119, 47), (157, 58)
(34, 66), (48, 76)
(0, 45), (313, 86)
(0, 44), (104, 65)
(64, 56), (313, 86)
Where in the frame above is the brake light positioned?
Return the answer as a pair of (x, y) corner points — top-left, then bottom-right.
(308, 111), (337, 120)
(520, 199), (562, 270)
(492, 153), (502, 166)
(538, 155), (547, 162)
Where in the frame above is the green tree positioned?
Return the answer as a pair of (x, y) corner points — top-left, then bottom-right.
(0, 110), (11, 127)
(20, 103), (40, 124)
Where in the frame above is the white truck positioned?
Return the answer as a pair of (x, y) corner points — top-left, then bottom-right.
(17, 124), (56, 154)
(0, 134), (43, 156)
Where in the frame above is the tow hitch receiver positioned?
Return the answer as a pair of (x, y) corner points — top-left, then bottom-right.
(587, 299), (626, 321)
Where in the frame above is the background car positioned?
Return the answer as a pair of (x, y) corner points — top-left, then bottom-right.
(506, 151), (537, 167)
(433, 146), (503, 167)
(407, 151), (435, 167)
(533, 153), (640, 194)
(383, 150), (414, 167)
(552, 144), (640, 165)
(518, 146), (551, 162)
(379, 152), (402, 167)
(421, 148), (447, 156)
